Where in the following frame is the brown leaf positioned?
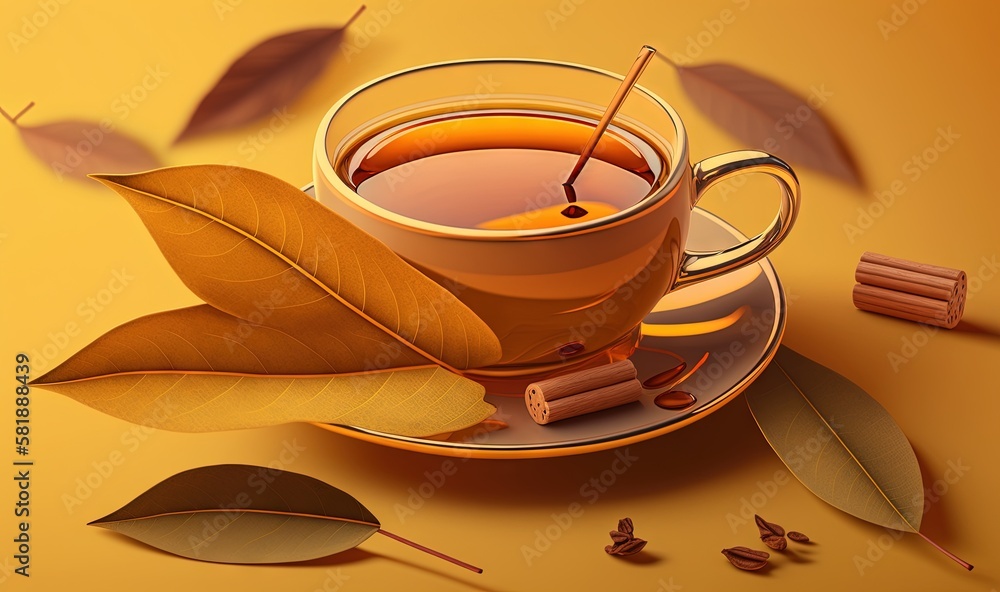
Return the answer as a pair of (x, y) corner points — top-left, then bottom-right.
(90, 464), (380, 563)
(761, 534), (787, 551)
(673, 62), (861, 185)
(721, 546), (770, 571)
(754, 514), (785, 537)
(90, 165), (502, 371)
(606, 538), (647, 556)
(18, 120), (159, 181)
(788, 531), (811, 543)
(175, 6), (364, 142)
(618, 517), (634, 536)
(32, 305), (495, 436)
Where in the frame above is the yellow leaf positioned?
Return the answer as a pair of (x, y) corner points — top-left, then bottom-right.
(746, 347), (923, 532)
(91, 165), (502, 371)
(33, 306), (494, 437)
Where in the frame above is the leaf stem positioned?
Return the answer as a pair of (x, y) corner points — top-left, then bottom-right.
(653, 53), (678, 69)
(345, 4), (366, 27)
(0, 101), (35, 125)
(377, 529), (483, 574)
(916, 531), (973, 571)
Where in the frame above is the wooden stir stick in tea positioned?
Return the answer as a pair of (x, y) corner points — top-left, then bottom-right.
(562, 45), (657, 218)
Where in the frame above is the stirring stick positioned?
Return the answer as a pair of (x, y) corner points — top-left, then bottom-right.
(564, 45), (656, 186)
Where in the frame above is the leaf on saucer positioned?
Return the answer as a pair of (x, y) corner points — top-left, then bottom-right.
(671, 61), (861, 185)
(89, 464), (379, 563)
(175, 6), (364, 142)
(32, 305), (495, 437)
(90, 165), (502, 371)
(17, 118), (159, 181)
(745, 346), (973, 570)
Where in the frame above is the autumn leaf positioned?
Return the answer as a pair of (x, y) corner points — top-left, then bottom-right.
(90, 165), (502, 371)
(91, 464), (482, 572)
(32, 305), (495, 436)
(745, 346), (973, 570)
(662, 59), (862, 186)
(175, 6), (364, 142)
(3, 102), (159, 182)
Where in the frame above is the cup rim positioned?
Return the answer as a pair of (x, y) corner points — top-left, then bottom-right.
(315, 57), (689, 239)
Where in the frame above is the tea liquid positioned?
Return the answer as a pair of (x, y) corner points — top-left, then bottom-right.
(342, 109), (666, 230)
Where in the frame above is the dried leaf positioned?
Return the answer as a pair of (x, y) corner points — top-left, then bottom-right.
(175, 6), (364, 142)
(745, 346), (973, 570)
(90, 464), (380, 563)
(89, 464), (483, 573)
(618, 517), (634, 536)
(721, 546), (769, 571)
(787, 531), (810, 543)
(32, 305), (495, 437)
(18, 120), (159, 181)
(754, 514), (785, 537)
(761, 534), (787, 551)
(90, 165), (501, 371)
(673, 62), (861, 185)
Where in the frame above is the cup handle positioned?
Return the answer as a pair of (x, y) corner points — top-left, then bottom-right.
(673, 150), (800, 289)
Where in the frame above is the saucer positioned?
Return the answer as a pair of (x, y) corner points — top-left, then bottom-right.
(305, 186), (785, 458)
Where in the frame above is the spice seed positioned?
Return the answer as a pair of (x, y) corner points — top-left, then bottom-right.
(721, 546), (770, 571)
(761, 534), (787, 551)
(788, 531), (810, 543)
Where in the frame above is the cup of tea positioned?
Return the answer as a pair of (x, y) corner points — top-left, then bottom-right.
(314, 58), (800, 380)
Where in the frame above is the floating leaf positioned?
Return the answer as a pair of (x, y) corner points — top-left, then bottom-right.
(745, 346), (973, 570)
(3, 102), (159, 181)
(668, 61), (861, 185)
(90, 464), (482, 572)
(175, 6), (364, 142)
(32, 305), (494, 436)
(90, 165), (501, 371)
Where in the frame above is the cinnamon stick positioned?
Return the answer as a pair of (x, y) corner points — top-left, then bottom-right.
(525, 360), (641, 425)
(853, 252), (966, 329)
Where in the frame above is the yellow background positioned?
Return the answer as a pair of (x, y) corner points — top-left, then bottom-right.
(2, 0), (998, 590)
